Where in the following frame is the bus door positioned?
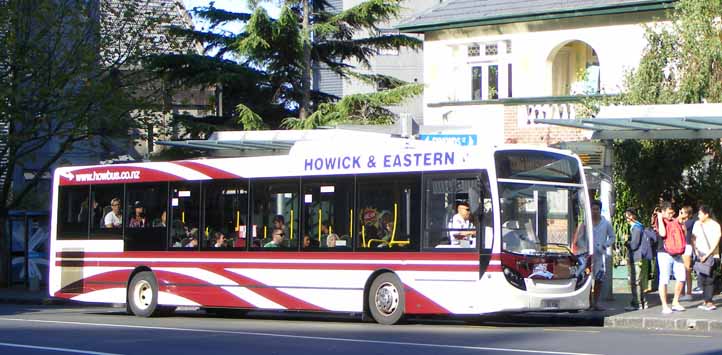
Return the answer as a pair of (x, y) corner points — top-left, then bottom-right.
(300, 178), (353, 249)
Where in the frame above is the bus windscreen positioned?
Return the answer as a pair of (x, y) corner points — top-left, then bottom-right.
(494, 150), (581, 183)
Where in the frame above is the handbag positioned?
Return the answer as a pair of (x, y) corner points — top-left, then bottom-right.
(694, 257), (714, 276)
(694, 223), (716, 276)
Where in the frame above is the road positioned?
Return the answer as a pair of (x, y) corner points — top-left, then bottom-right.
(0, 304), (719, 355)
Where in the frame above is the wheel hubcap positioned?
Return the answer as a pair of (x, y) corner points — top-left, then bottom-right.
(133, 280), (153, 310)
(374, 282), (399, 316)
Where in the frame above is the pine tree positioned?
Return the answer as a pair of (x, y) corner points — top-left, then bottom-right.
(147, 0), (422, 130)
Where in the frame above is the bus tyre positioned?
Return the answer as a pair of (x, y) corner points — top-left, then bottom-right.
(368, 273), (405, 325)
(127, 271), (159, 317)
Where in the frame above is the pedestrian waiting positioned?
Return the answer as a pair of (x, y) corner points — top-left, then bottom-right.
(624, 207), (645, 311)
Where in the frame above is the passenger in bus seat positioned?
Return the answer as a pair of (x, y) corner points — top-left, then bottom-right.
(77, 197), (100, 224)
(264, 229), (284, 248)
(128, 201), (146, 228)
(151, 211), (167, 228)
(213, 231), (227, 248)
(104, 198), (122, 228)
(326, 233), (339, 248)
(449, 201), (476, 246)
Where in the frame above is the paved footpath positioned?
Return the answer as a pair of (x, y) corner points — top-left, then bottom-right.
(2, 286), (721, 333)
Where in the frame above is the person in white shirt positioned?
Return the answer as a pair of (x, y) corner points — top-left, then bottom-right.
(692, 205), (721, 311)
(588, 200), (615, 311)
(104, 198), (122, 228)
(449, 201), (476, 247)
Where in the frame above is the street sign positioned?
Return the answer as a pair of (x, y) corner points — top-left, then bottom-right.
(419, 134), (478, 146)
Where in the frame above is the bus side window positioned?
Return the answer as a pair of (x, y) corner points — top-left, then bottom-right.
(301, 179), (353, 251)
(423, 173), (484, 249)
(125, 183), (168, 251)
(357, 174), (420, 251)
(203, 180), (249, 250)
(57, 186), (90, 240)
(250, 179), (299, 250)
(90, 184), (124, 239)
(169, 182), (201, 250)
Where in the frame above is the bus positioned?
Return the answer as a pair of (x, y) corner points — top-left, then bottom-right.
(49, 138), (593, 324)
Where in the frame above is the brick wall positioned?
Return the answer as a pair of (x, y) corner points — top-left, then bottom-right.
(503, 105), (588, 146)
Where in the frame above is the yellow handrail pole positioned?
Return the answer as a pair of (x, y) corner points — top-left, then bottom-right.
(290, 209), (294, 240)
(349, 209), (353, 239)
(235, 210), (240, 230)
(361, 224), (366, 248)
(318, 209), (322, 242)
(264, 225), (267, 239)
(182, 211), (185, 224)
(391, 203), (398, 243)
(329, 225), (333, 234)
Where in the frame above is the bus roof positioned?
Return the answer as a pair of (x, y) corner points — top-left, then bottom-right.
(54, 136), (577, 186)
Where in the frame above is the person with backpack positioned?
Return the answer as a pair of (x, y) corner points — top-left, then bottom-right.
(692, 205), (721, 311)
(654, 202), (687, 314)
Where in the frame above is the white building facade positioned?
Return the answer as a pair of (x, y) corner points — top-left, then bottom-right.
(399, 0), (675, 146)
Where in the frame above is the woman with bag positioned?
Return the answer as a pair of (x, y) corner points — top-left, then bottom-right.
(692, 205), (721, 311)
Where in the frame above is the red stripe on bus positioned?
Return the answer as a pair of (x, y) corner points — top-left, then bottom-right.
(173, 161), (242, 180)
(205, 266), (325, 311)
(56, 260), (478, 272)
(153, 270), (255, 308)
(403, 285), (450, 314)
(56, 251), (482, 261)
(55, 261), (477, 272)
(58, 166), (186, 186)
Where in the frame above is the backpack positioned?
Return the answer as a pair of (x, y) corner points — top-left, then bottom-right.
(640, 227), (657, 260)
(663, 220), (686, 256)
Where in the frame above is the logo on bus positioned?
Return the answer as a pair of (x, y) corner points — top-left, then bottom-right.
(60, 169), (141, 182)
(303, 152), (456, 172)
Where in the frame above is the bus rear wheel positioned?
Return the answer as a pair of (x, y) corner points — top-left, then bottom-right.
(368, 273), (405, 325)
(127, 271), (160, 317)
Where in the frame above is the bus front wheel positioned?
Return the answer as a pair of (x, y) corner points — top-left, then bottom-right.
(127, 271), (160, 317)
(368, 273), (405, 325)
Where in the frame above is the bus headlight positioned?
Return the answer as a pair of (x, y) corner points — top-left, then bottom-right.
(503, 266), (526, 291)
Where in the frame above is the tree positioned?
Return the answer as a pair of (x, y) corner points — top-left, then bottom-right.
(0, 0), (185, 286)
(148, 0), (422, 130)
(608, 0), (722, 232)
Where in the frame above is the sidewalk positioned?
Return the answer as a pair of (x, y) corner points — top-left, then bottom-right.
(0, 286), (67, 305)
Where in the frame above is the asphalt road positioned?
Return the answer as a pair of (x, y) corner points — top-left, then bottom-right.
(0, 304), (720, 355)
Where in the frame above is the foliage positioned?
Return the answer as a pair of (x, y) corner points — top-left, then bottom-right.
(605, 0), (722, 245)
(149, 0), (422, 130)
(282, 83), (423, 129)
(0, 0), (186, 284)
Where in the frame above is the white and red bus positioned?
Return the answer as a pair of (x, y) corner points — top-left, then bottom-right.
(49, 138), (593, 324)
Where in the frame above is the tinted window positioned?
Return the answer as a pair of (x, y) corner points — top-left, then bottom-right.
(495, 150), (580, 183)
(125, 183), (168, 251)
(169, 182), (201, 250)
(204, 180), (249, 250)
(301, 178), (353, 250)
(250, 179), (299, 250)
(57, 186), (90, 239)
(91, 185), (124, 239)
(357, 174), (420, 251)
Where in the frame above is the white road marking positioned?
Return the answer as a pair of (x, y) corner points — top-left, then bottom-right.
(0, 342), (122, 355)
(0, 317), (601, 355)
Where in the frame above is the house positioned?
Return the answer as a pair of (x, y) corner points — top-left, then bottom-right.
(398, 0), (676, 146)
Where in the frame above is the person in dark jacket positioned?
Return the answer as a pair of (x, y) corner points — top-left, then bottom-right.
(624, 207), (644, 310)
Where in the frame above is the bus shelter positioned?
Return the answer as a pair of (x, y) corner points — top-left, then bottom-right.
(535, 103), (722, 300)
